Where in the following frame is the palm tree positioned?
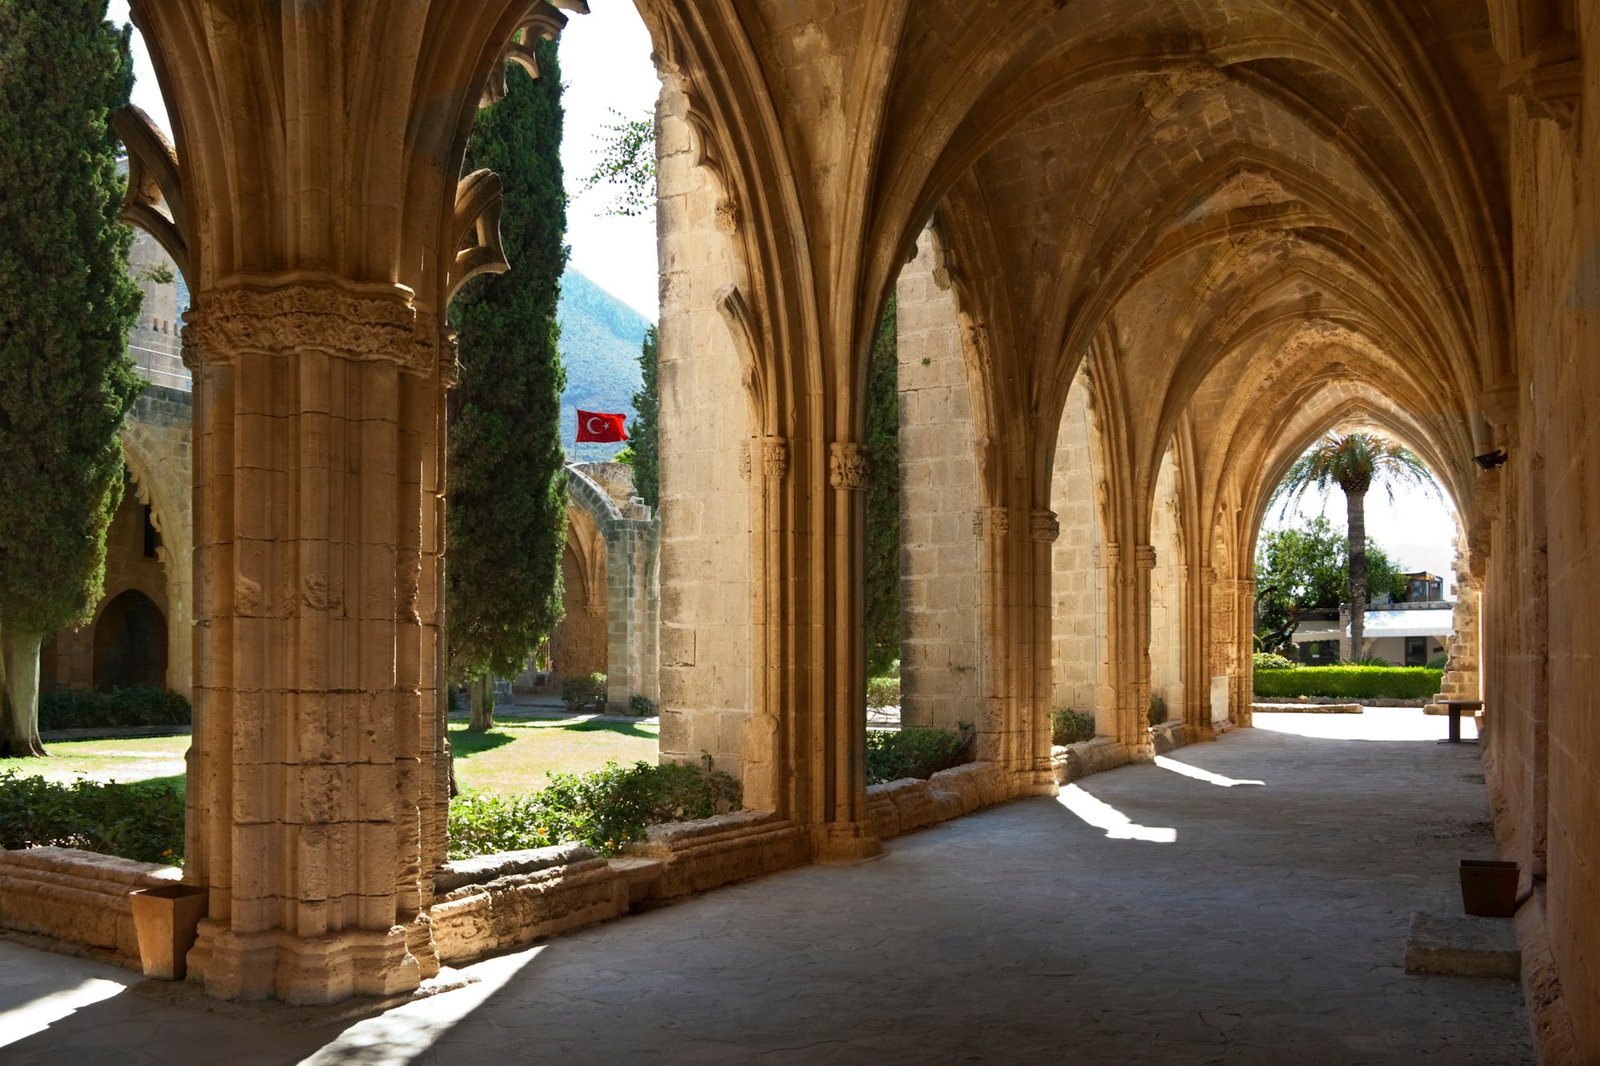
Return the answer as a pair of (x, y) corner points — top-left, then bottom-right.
(1272, 431), (1439, 658)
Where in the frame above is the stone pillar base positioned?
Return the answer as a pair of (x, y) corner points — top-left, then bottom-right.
(1017, 767), (1059, 796)
(812, 821), (884, 864)
(190, 920), (422, 1004)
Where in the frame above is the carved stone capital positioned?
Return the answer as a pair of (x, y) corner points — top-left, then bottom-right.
(829, 442), (869, 491)
(1135, 544), (1157, 570)
(738, 440), (752, 481)
(184, 277), (439, 376)
(975, 506), (1009, 539)
(762, 436), (789, 480)
(1501, 33), (1582, 128)
(1030, 510), (1060, 543)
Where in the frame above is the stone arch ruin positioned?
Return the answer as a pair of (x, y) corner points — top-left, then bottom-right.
(0, 4), (1593, 1055)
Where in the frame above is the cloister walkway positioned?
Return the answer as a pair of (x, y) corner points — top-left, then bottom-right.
(1, 714), (1532, 1064)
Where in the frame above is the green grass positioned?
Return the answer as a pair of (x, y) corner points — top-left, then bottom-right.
(0, 734), (190, 784)
(450, 718), (659, 794)
(0, 718), (659, 797)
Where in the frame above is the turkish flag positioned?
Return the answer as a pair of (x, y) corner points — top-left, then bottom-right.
(576, 409), (629, 443)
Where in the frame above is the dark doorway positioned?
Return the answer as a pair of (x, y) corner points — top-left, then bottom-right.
(94, 590), (167, 690)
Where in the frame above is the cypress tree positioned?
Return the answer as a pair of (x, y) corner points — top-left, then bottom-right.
(628, 326), (659, 509)
(863, 296), (900, 679)
(448, 42), (569, 731)
(0, 1), (143, 757)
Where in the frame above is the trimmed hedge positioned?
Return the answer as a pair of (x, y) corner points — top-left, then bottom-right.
(448, 757), (741, 859)
(1253, 665), (1442, 699)
(0, 769), (185, 864)
(38, 687), (191, 731)
(866, 726), (971, 784)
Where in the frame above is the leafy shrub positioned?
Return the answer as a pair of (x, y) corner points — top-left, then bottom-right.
(865, 725), (971, 785)
(561, 672), (608, 712)
(37, 688), (190, 731)
(1147, 694), (1169, 727)
(1051, 708), (1096, 745)
(448, 756), (741, 858)
(0, 769), (184, 865)
(1426, 654), (1450, 671)
(1253, 665), (1443, 699)
(866, 675), (900, 710)
(627, 694), (658, 717)
(1253, 652), (1298, 671)
(1350, 655), (1392, 667)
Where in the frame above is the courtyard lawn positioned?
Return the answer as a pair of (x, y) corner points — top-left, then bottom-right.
(0, 718), (660, 796)
(449, 717), (659, 794)
(0, 734), (190, 785)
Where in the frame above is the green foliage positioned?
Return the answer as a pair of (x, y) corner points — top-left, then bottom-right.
(1254, 516), (1406, 653)
(0, 3), (144, 640)
(1350, 654), (1393, 667)
(0, 769), (184, 865)
(562, 672), (608, 712)
(1252, 666), (1443, 699)
(38, 687), (190, 731)
(628, 326), (660, 508)
(864, 296), (900, 677)
(1426, 654), (1450, 671)
(865, 726), (971, 785)
(866, 674), (900, 711)
(1147, 694), (1169, 727)
(1253, 651), (1298, 671)
(627, 694), (657, 717)
(580, 108), (656, 218)
(1051, 709), (1096, 745)
(448, 757), (740, 858)
(448, 43), (568, 685)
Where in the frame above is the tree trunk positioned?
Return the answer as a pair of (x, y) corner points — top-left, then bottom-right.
(467, 675), (495, 732)
(0, 629), (47, 757)
(1347, 487), (1368, 660)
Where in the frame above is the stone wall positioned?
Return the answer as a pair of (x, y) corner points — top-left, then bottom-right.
(1483, 18), (1600, 1055)
(1050, 376), (1103, 717)
(895, 229), (982, 729)
(654, 74), (752, 780)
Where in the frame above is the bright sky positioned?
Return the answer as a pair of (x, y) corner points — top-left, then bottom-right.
(109, 2), (662, 319)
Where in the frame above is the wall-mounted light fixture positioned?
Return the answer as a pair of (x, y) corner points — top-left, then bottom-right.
(1473, 449), (1508, 471)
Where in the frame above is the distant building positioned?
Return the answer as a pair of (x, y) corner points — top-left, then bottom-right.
(1403, 571), (1445, 602)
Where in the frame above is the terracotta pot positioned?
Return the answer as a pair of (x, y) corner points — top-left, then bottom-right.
(130, 884), (209, 979)
(1459, 860), (1519, 917)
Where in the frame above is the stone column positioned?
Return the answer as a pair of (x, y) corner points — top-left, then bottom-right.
(604, 508), (660, 710)
(180, 280), (446, 1003)
(1096, 542), (1156, 759)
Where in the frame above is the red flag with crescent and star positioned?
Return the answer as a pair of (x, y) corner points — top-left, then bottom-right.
(576, 409), (629, 443)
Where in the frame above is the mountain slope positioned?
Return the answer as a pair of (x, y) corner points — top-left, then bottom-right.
(558, 269), (652, 462)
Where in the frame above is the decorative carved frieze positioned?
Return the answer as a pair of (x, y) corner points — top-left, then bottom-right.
(829, 442), (869, 490)
(1030, 510), (1060, 543)
(738, 440), (752, 481)
(184, 280), (439, 376)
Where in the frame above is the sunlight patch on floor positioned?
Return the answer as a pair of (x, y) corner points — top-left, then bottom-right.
(296, 946), (548, 1066)
(1056, 784), (1176, 842)
(0, 976), (131, 1049)
(1155, 756), (1264, 788)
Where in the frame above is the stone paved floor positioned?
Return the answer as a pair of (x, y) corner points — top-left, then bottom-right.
(0, 713), (1532, 1065)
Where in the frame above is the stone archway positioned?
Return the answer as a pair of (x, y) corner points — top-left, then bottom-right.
(93, 589), (169, 691)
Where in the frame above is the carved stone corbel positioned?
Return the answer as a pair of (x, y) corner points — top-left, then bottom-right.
(1500, 32), (1582, 128)
(829, 443), (869, 490)
(762, 436), (789, 480)
(1030, 510), (1060, 543)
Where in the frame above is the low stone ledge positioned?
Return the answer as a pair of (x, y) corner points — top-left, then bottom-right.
(1254, 702), (1363, 714)
(1149, 720), (1189, 754)
(0, 846), (181, 967)
(623, 811), (808, 900)
(864, 762), (1013, 842)
(433, 844), (595, 894)
(1051, 738), (1130, 785)
(1404, 911), (1520, 979)
(429, 852), (629, 966)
